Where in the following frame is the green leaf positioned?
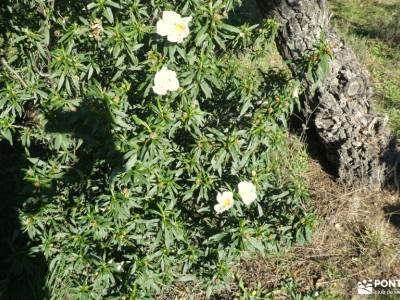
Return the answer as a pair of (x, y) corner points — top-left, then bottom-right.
(219, 23), (242, 34)
(1, 128), (13, 145)
(57, 73), (65, 90)
(178, 274), (196, 282)
(200, 80), (212, 98)
(105, 0), (121, 9)
(248, 237), (264, 252)
(87, 2), (98, 10)
(103, 7), (114, 24)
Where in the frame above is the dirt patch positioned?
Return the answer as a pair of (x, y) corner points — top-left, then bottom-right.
(234, 160), (400, 299)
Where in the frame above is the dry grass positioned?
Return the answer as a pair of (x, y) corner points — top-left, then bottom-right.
(233, 160), (400, 299)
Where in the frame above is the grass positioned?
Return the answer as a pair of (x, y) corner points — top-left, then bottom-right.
(329, 0), (400, 135)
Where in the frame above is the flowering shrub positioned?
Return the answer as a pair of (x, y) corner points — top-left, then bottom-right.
(0, 0), (313, 298)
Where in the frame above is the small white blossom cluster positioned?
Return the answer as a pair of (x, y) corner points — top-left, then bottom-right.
(214, 181), (257, 214)
(152, 11), (192, 96)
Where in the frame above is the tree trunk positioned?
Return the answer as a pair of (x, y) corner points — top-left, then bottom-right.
(256, 0), (398, 188)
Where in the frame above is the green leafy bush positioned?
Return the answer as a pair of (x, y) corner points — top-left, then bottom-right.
(0, 0), (313, 298)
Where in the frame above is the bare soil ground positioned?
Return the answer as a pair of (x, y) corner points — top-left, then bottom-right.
(233, 160), (400, 299)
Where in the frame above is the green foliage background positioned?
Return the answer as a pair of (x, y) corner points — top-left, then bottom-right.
(0, 0), (313, 298)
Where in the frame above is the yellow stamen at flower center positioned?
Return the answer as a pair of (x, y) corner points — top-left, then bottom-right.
(175, 23), (186, 33)
(222, 198), (232, 207)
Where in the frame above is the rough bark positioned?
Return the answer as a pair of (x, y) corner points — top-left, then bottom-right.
(256, 0), (398, 188)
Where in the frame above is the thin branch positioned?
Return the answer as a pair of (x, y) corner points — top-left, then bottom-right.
(1, 57), (28, 88)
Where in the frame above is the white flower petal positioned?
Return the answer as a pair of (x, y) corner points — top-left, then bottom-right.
(182, 16), (193, 24)
(153, 84), (167, 96)
(223, 191), (234, 202)
(216, 192), (223, 203)
(167, 31), (185, 43)
(162, 11), (181, 24)
(182, 27), (190, 38)
(168, 28), (189, 44)
(223, 198), (234, 210)
(162, 69), (176, 78)
(168, 77), (180, 92)
(238, 181), (257, 206)
(242, 192), (256, 206)
(214, 204), (224, 214)
(156, 19), (169, 36)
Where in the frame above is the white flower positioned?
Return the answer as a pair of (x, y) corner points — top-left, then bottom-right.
(214, 191), (234, 214)
(238, 181), (257, 206)
(156, 11), (192, 43)
(152, 68), (180, 96)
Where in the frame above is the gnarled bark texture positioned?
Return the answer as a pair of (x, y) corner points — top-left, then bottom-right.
(256, 0), (398, 188)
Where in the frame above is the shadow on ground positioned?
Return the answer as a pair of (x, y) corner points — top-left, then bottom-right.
(383, 205), (400, 230)
(0, 141), (48, 300)
(0, 99), (124, 298)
